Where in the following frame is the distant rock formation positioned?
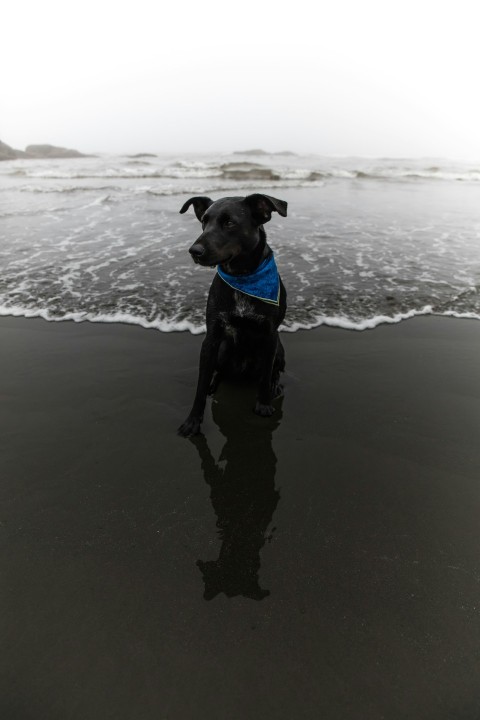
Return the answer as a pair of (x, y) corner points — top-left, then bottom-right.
(25, 144), (89, 159)
(126, 153), (157, 158)
(220, 162), (281, 181)
(233, 148), (297, 157)
(0, 139), (92, 160)
(0, 140), (25, 160)
(233, 149), (270, 156)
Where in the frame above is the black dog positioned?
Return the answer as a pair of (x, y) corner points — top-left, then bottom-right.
(177, 193), (287, 437)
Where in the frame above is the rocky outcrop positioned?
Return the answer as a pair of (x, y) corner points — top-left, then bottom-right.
(233, 148), (297, 157)
(0, 139), (92, 160)
(233, 149), (270, 156)
(25, 144), (89, 159)
(0, 140), (26, 160)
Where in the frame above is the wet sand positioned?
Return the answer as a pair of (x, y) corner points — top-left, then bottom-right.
(1, 315), (480, 719)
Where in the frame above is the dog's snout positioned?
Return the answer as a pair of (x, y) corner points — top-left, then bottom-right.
(189, 243), (205, 259)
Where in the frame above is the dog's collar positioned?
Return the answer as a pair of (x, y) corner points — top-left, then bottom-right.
(217, 252), (280, 305)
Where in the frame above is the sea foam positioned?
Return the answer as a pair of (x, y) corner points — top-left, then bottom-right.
(1, 152), (479, 334)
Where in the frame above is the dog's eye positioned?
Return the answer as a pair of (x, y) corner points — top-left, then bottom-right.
(224, 220), (236, 229)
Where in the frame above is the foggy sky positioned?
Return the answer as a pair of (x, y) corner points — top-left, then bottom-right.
(2, 0), (479, 160)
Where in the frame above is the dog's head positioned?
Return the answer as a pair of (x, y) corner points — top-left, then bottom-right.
(179, 194), (287, 270)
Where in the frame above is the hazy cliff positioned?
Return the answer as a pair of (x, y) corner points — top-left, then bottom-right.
(0, 140), (91, 160)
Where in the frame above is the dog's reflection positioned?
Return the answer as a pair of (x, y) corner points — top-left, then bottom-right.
(191, 388), (282, 601)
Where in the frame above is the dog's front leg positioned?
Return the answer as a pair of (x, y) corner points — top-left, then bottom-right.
(178, 332), (221, 437)
(254, 335), (278, 417)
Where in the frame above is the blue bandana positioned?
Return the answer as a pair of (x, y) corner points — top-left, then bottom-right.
(217, 252), (280, 305)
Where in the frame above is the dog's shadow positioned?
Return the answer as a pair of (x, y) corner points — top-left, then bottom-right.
(191, 386), (282, 601)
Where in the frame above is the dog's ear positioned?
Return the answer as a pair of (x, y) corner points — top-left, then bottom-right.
(245, 194), (288, 225)
(179, 196), (213, 221)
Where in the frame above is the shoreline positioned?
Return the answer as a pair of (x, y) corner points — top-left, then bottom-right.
(1, 305), (480, 335)
(2, 313), (480, 719)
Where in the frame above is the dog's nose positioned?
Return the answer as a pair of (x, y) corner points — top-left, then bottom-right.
(189, 243), (205, 258)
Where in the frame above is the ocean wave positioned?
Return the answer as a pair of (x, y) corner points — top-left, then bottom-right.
(13, 184), (122, 194)
(6, 158), (480, 184)
(0, 304), (206, 334)
(2, 178), (325, 198)
(144, 179), (326, 197)
(282, 305), (438, 331)
(308, 168), (480, 182)
(1, 302), (479, 334)
(14, 170), (176, 180)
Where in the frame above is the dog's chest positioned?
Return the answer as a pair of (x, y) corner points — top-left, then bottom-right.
(220, 292), (265, 339)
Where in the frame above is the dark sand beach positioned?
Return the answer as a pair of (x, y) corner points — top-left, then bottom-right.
(1, 315), (480, 719)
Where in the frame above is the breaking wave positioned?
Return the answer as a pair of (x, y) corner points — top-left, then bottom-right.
(1, 151), (479, 334)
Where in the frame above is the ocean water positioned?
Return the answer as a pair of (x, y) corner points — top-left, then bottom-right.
(0, 151), (479, 333)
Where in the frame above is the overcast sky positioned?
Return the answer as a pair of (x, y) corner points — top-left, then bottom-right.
(2, 0), (479, 159)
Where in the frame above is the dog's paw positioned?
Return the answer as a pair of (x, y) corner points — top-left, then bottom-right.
(177, 416), (202, 437)
(254, 402), (275, 417)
